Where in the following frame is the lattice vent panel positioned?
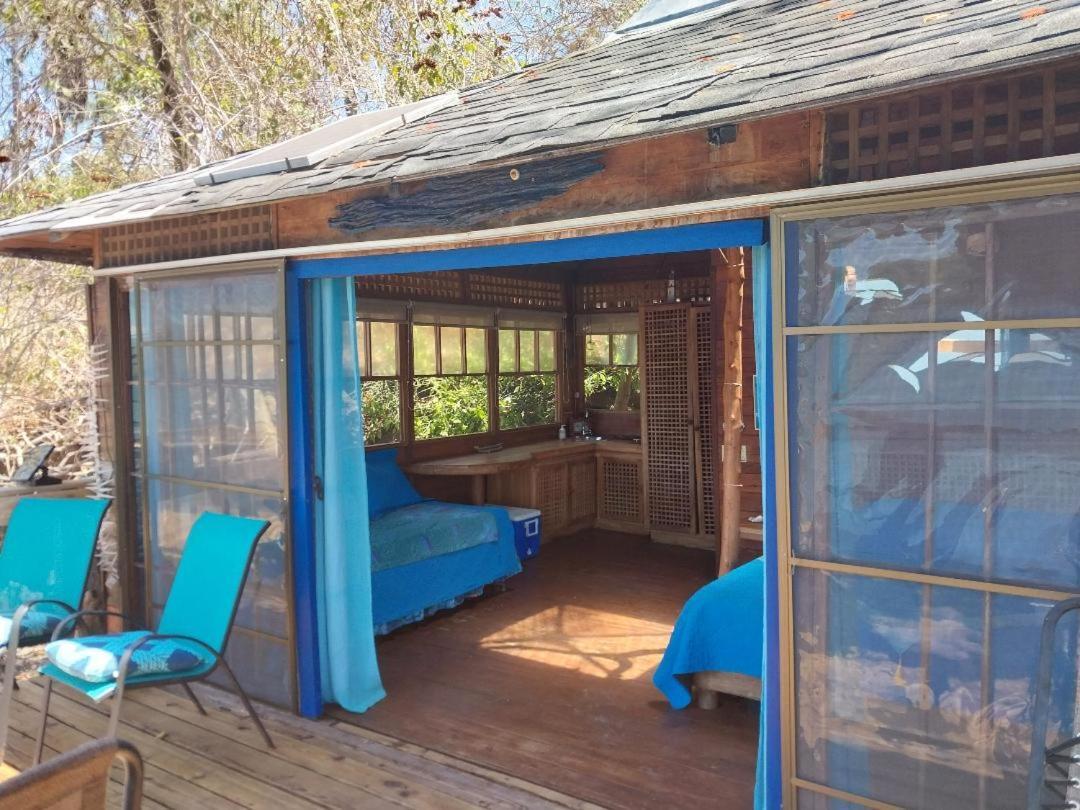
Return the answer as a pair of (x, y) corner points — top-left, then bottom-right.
(536, 463), (568, 531)
(569, 459), (597, 523)
(643, 305), (694, 533)
(577, 276), (711, 312)
(692, 307), (717, 537)
(100, 206), (274, 268)
(355, 272), (465, 302)
(467, 273), (563, 310)
(824, 63), (1080, 184)
(600, 458), (643, 524)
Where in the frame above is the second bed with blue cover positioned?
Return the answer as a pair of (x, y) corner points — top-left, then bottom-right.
(653, 556), (764, 709)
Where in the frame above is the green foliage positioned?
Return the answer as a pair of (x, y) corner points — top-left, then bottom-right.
(413, 376), (488, 439)
(361, 379), (401, 446)
(584, 366), (639, 412)
(498, 374), (556, 429)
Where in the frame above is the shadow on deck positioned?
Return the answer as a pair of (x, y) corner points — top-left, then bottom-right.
(3, 677), (599, 809)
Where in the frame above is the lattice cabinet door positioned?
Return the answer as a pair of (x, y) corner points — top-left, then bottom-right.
(690, 306), (718, 537)
(533, 461), (569, 536)
(641, 304), (696, 534)
(597, 455), (645, 529)
(568, 457), (597, 527)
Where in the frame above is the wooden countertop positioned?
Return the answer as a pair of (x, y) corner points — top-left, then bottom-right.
(405, 439), (640, 477)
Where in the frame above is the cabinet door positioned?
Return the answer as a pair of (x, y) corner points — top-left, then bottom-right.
(567, 457), (597, 527)
(597, 455), (644, 529)
(642, 304), (696, 534)
(533, 461), (568, 535)
(690, 306), (718, 537)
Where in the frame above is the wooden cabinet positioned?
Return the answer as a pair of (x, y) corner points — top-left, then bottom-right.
(596, 449), (646, 533)
(640, 303), (717, 546)
(532, 453), (595, 539)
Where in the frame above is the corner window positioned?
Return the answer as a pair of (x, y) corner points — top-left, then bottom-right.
(357, 319), (402, 446)
(412, 324), (489, 439)
(497, 328), (558, 429)
(584, 332), (640, 412)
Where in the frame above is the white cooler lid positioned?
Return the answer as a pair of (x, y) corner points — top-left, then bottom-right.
(488, 504), (541, 521)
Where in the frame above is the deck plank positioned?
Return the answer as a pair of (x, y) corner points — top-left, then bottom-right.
(3, 675), (594, 810)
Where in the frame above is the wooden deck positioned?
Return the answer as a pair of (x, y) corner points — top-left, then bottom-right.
(3, 678), (601, 809)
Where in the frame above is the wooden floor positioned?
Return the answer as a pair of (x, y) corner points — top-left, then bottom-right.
(3, 677), (601, 809)
(339, 530), (760, 810)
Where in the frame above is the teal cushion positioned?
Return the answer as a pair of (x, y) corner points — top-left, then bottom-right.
(366, 448), (423, 518)
(44, 630), (210, 683)
(0, 605), (70, 647)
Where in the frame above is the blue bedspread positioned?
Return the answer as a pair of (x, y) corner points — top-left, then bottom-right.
(653, 557), (764, 709)
(371, 504), (521, 635)
(370, 501), (499, 572)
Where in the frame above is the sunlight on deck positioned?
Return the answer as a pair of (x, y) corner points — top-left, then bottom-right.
(478, 604), (671, 680)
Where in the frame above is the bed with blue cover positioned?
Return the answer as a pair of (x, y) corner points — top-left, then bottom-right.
(366, 449), (521, 635)
(653, 556), (764, 708)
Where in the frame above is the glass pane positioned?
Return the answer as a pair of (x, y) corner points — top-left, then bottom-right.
(585, 334), (610, 365)
(612, 332), (638, 365)
(413, 376), (489, 438)
(538, 330), (556, 372)
(498, 329), (517, 372)
(789, 328), (1080, 589)
(144, 478), (290, 703)
(440, 326), (463, 374)
(142, 346), (283, 491)
(465, 327), (487, 373)
(789, 193), (1080, 327)
(356, 322), (369, 378)
(519, 330), (537, 372)
(368, 321), (398, 377)
(584, 366), (640, 412)
(793, 567), (1073, 810)
(141, 272), (279, 342)
(361, 379), (401, 445)
(498, 374), (557, 429)
(412, 325), (436, 375)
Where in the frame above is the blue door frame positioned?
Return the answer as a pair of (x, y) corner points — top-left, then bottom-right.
(283, 217), (781, 806)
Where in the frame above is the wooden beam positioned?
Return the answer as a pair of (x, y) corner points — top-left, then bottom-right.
(716, 248), (746, 575)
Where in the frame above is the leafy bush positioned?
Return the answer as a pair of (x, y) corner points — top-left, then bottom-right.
(498, 374), (556, 429)
(584, 366), (640, 412)
(413, 376), (488, 439)
(361, 380), (401, 446)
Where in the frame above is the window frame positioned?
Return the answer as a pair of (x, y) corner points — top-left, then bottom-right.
(582, 330), (641, 414)
(411, 320), (492, 441)
(496, 326), (560, 431)
(356, 316), (406, 448)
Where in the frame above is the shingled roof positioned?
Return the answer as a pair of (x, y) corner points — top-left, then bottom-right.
(2, 0), (1079, 241)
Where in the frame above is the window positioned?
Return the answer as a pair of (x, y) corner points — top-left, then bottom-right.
(412, 323), (489, 439)
(498, 328), (558, 429)
(584, 332), (640, 412)
(357, 319), (402, 445)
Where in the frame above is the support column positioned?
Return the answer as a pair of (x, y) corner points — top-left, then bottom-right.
(717, 248), (746, 576)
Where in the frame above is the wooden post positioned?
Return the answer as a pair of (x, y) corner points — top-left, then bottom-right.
(717, 248), (746, 576)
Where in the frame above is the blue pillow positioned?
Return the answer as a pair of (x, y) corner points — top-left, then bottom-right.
(365, 448), (423, 518)
(45, 630), (210, 683)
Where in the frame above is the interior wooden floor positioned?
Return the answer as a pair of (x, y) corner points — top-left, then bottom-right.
(4, 677), (594, 808)
(336, 530), (760, 810)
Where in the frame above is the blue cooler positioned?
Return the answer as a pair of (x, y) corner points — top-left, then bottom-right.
(494, 505), (542, 560)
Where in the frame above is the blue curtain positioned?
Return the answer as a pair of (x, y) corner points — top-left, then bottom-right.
(311, 278), (386, 712)
(752, 243), (780, 809)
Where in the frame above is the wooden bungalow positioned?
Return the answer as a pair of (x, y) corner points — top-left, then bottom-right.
(3, 0), (1080, 807)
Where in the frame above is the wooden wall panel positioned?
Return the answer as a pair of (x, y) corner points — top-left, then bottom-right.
(275, 113), (811, 248)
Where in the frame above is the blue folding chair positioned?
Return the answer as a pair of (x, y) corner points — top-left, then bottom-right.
(0, 498), (110, 763)
(33, 512), (272, 763)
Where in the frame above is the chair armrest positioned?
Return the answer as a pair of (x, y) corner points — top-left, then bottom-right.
(49, 610), (139, 642)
